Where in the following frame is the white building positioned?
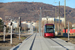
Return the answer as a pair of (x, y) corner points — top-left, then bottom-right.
(42, 16), (65, 23)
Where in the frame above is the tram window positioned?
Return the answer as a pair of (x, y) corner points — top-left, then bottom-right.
(46, 28), (54, 33)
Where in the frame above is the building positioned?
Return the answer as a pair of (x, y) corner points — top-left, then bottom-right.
(42, 16), (65, 24)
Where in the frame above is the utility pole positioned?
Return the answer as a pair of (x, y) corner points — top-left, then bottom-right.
(59, 1), (60, 33)
(39, 7), (42, 36)
(64, 0), (66, 33)
(10, 19), (13, 44)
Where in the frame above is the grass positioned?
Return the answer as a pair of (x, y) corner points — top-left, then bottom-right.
(0, 33), (28, 47)
(0, 38), (1, 40)
(21, 36), (26, 40)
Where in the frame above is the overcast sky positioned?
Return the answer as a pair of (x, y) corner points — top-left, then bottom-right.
(0, 0), (75, 8)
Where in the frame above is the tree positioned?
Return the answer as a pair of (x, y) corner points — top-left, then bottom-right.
(0, 19), (4, 32)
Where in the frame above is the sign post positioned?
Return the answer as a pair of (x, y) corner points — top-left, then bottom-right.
(10, 19), (13, 44)
(3, 24), (6, 41)
(19, 17), (21, 40)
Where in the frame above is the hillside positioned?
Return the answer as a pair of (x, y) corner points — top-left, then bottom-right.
(0, 2), (75, 23)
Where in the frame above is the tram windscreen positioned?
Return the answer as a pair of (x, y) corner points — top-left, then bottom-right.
(46, 25), (54, 33)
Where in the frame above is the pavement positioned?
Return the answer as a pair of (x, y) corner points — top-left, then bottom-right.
(10, 33), (75, 50)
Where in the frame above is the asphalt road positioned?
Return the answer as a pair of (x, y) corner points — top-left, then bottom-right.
(11, 33), (75, 50)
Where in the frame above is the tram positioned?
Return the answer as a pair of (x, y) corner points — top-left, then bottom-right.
(43, 24), (55, 38)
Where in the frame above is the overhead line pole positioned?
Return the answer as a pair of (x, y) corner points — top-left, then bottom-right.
(59, 1), (60, 33)
(64, 0), (66, 33)
(39, 7), (42, 36)
(55, 7), (57, 31)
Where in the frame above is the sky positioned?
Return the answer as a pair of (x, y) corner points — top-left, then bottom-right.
(0, 0), (75, 8)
